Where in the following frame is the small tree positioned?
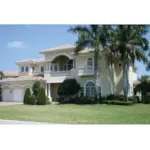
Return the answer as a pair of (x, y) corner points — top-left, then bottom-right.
(28, 95), (36, 105)
(32, 81), (41, 102)
(57, 79), (80, 96)
(0, 85), (2, 102)
(37, 87), (46, 105)
(23, 88), (31, 104)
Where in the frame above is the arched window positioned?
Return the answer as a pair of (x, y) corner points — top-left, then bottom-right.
(41, 66), (44, 72)
(86, 82), (95, 97)
(87, 58), (93, 68)
(25, 66), (28, 72)
(21, 66), (24, 72)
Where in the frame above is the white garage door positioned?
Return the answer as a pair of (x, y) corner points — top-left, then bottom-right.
(3, 89), (11, 102)
(13, 89), (23, 102)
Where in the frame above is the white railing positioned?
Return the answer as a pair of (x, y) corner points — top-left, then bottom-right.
(50, 70), (71, 76)
(78, 67), (100, 76)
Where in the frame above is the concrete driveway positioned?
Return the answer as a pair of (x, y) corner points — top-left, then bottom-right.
(0, 119), (56, 124)
(0, 102), (23, 106)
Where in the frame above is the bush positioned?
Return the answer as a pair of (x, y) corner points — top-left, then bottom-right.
(57, 79), (80, 96)
(32, 81), (41, 101)
(23, 88), (31, 104)
(28, 95), (36, 105)
(57, 96), (96, 104)
(0, 85), (2, 102)
(143, 95), (150, 104)
(37, 88), (46, 105)
(75, 96), (96, 104)
(128, 96), (138, 104)
(46, 99), (51, 105)
(104, 100), (133, 105)
(106, 94), (126, 101)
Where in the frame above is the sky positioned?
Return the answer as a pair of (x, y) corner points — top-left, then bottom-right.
(0, 24), (150, 77)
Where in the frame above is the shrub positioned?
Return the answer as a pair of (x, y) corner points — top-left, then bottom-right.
(37, 87), (46, 105)
(128, 96), (138, 104)
(75, 96), (96, 104)
(32, 81), (41, 101)
(57, 79), (80, 96)
(106, 94), (126, 101)
(104, 100), (133, 105)
(23, 88), (31, 104)
(0, 85), (2, 102)
(46, 99), (51, 105)
(143, 95), (150, 104)
(28, 95), (36, 105)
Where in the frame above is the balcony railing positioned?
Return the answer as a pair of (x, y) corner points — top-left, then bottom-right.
(50, 70), (71, 76)
(78, 67), (100, 76)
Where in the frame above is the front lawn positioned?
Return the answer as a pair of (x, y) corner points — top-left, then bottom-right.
(0, 104), (150, 124)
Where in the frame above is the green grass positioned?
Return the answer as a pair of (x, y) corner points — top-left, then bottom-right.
(0, 104), (150, 124)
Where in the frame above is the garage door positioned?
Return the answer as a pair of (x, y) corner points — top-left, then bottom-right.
(13, 89), (23, 102)
(3, 89), (11, 102)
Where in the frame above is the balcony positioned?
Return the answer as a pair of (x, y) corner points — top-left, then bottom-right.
(50, 70), (71, 77)
(78, 67), (100, 76)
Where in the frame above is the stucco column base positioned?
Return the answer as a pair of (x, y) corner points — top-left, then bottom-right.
(48, 96), (52, 102)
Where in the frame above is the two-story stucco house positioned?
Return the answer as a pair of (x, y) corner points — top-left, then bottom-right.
(0, 45), (138, 102)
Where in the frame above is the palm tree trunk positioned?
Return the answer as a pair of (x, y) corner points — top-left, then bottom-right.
(122, 58), (129, 101)
(94, 51), (99, 98)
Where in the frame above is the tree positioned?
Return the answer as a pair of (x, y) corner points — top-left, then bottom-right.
(32, 81), (41, 102)
(23, 88), (31, 104)
(108, 25), (149, 101)
(68, 25), (111, 97)
(37, 87), (46, 105)
(57, 79), (80, 96)
(0, 71), (4, 80)
(134, 75), (150, 100)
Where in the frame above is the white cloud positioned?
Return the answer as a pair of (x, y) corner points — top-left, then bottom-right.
(7, 41), (24, 48)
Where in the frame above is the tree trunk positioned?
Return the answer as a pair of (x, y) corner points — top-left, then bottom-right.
(94, 51), (99, 99)
(122, 58), (129, 101)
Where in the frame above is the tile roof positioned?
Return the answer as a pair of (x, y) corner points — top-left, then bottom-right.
(40, 44), (76, 53)
(3, 70), (19, 77)
(0, 75), (46, 82)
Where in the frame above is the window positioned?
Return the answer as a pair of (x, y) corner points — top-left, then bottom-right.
(86, 82), (95, 97)
(41, 66), (44, 72)
(21, 67), (24, 72)
(80, 87), (84, 97)
(87, 58), (93, 68)
(54, 65), (58, 71)
(25, 66), (28, 72)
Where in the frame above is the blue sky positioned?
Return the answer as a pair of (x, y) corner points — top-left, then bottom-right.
(0, 25), (149, 77)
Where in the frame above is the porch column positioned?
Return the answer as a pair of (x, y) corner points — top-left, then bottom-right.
(45, 83), (47, 96)
(48, 83), (51, 98)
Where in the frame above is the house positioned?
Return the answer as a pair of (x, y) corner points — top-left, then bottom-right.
(0, 44), (138, 102)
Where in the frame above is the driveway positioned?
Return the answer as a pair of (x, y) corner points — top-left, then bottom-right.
(0, 102), (23, 106)
(0, 119), (61, 124)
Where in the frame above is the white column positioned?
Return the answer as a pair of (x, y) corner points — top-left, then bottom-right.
(48, 83), (51, 98)
(45, 83), (47, 96)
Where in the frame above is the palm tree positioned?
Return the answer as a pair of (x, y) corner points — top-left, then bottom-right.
(68, 25), (111, 97)
(108, 25), (149, 101)
(134, 75), (150, 101)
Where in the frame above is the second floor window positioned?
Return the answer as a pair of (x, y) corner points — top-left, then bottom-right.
(87, 58), (93, 68)
(25, 66), (28, 72)
(41, 66), (44, 72)
(21, 67), (24, 72)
